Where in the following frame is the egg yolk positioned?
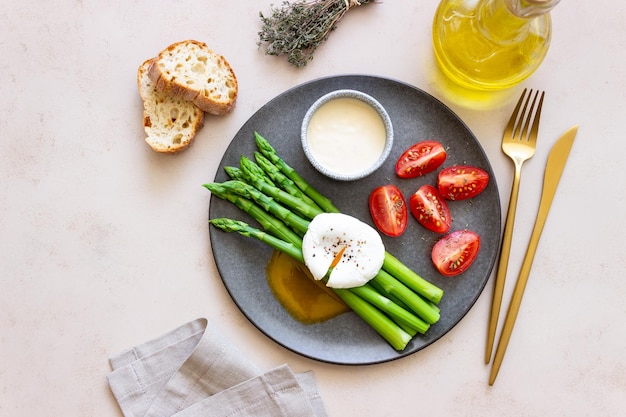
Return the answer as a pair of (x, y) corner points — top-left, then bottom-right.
(266, 250), (349, 324)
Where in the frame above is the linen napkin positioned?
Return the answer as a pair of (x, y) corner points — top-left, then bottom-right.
(106, 318), (328, 417)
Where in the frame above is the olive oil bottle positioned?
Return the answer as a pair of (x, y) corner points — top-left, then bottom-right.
(432, 0), (560, 91)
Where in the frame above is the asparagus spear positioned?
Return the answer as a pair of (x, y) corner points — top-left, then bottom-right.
(240, 155), (275, 187)
(239, 156), (324, 220)
(205, 182), (302, 246)
(224, 166), (245, 181)
(255, 131), (339, 213)
(254, 151), (321, 210)
(382, 253), (443, 304)
(371, 269), (440, 324)
(215, 180), (310, 235)
(346, 284), (429, 334)
(210, 218), (301, 258)
(333, 289), (413, 350)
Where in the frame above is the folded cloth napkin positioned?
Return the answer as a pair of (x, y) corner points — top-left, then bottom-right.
(107, 318), (328, 417)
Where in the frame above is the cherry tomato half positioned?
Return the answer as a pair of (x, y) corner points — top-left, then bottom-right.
(369, 185), (408, 237)
(396, 141), (447, 179)
(431, 230), (481, 277)
(438, 165), (489, 200)
(409, 185), (451, 234)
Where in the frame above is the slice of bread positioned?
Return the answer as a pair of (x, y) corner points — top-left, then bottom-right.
(137, 58), (204, 153)
(148, 40), (238, 116)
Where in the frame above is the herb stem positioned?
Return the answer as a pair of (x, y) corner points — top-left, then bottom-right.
(258, 0), (374, 67)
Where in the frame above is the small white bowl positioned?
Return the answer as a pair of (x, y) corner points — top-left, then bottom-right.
(301, 89), (393, 181)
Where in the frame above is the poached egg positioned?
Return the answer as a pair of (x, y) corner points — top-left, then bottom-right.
(302, 213), (385, 289)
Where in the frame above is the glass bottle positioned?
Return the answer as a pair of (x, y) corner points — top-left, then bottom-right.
(432, 0), (560, 91)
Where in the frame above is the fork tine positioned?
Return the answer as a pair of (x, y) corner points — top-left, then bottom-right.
(504, 88), (527, 138)
(527, 91), (545, 146)
(515, 90), (535, 140)
(514, 90), (545, 143)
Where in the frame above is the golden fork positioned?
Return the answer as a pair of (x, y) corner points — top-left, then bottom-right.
(485, 89), (545, 364)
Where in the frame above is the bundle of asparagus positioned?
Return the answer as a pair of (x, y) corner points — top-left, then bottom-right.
(205, 132), (444, 351)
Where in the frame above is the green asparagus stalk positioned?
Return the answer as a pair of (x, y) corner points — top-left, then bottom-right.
(209, 218), (416, 350)
(382, 253), (443, 304)
(371, 269), (440, 324)
(254, 151), (321, 210)
(347, 284), (429, 334)
(332, 289), (413, 350)
(240, 155), (275, 187)
(239, 156), (324, 220)
(366, 281), (436, 335)
(224, 166), (245, 181)
(204, 183), (302, 246)
(254, 131), (340, 213)
(210, 218), (302, 259)
(216, 180), (310, 235)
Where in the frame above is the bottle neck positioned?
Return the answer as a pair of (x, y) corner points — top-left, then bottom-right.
(478, 0), (530, 42)
(508, 0), (561, 18)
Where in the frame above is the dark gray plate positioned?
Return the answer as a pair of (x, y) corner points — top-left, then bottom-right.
(209, 75), (501, 365)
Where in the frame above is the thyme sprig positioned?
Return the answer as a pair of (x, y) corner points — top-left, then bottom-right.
(258, 0), (375, 68)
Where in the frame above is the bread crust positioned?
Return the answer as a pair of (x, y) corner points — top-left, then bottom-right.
(137, 58), (204, 153)
(148, 40), (238, 116)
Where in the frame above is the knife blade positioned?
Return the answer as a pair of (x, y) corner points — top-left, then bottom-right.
(489, 125), (578, 385)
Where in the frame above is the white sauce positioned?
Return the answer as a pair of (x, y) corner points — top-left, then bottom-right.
(307, 97), (387, 175)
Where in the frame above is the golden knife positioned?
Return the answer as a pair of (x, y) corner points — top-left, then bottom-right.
(489, 125), (579, 385)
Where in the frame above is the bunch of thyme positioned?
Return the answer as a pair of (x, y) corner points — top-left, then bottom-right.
(258, 0), (375, 68)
